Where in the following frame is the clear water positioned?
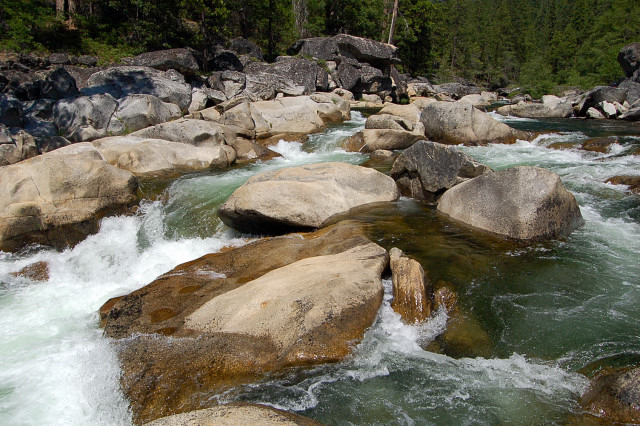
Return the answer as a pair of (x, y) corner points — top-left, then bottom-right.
(1, 111), (639, 425)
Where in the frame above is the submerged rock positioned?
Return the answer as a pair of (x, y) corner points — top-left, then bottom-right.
(606, 175), (640, 194)
(389, 248), (432, 324)
(218, 162), (399, 234)
(391, 140), (490, 202)
(437, 166), (585, 241)
(143, 403), (322, 426)
(421, 101), (533, 145)
(101, 222), (387, 423)
(10, 261), (50, 282)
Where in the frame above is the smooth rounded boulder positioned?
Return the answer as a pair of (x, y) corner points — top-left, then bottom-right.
(421, 101), (533, 145)
(437, 166), (585, 241)
(0, 148), (138, 251)
(218, 162), (400, 233)
(581, 367), (640, 423)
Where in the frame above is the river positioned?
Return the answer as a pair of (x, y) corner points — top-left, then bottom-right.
(0, 111), (638, 425)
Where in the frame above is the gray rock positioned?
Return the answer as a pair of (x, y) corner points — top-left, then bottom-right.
(0, 93), (23, 127)
(432, 82), (481, 99)
(243, 58), (322, 99)
(577, 86), (627, 116)
(391, 140), (490, 202)
(228, 37), (263, 61)
(130, 118), (234, 147)
(337, 61), (361, 91)
(207, 49), (244, 72)
(586, 107), (606, 119)
(496, 95), (573, 118)
(620, 105), (640, 121)
(49, 53), (70, 65)
(53, 93), (118, 142)
(219, 162), (400, 233)
(129, 48), (200, 76)
(343, 129), (423, 153)
(83, 66), (192, 112)
(107, 94), (182, 135)
(23, 98), (55, 120)
(421, 101), (532, 145)
(619, 79), (640, 105)
(437, 166), (585, 241)
(0, 128), (38, 166)
(76, 55), (98, 67)
(40, 67), (79, 100)
(617, 43), (640, 81)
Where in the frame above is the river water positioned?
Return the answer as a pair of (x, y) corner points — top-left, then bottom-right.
(0, 111), (638, 425)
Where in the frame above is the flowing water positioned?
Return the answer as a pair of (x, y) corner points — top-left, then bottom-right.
(0, 111), (639, 425)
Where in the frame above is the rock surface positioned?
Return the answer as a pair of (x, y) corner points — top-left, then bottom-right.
(130, 118), (234, 147)
(128, 48), (200, 76)
(101, 222), (387, 424)
(0, 148), (138, 251)
(219, 162), (399, 234)
(496, 95), (573, 118)
(618, 43), (640, 81)
(143, 403), (321, 426)
(581, 367), (640, 423)
(437, 166), (585, 241)
(342, 129), (423, 153)
(106, 94), (182, 135)
(421, 101), (532, 145)
(391, 141), (490, 202)
(389, 248), (432, 324)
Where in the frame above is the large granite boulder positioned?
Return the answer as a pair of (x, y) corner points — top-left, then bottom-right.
(106, 94), (182, 135)
(53, 93), (118, 142)
(0, 92), (23, 127)
(101, 222), (387, 423)
(144, 404), (321, 426)
(421, 101), (533, 145)
(437, 166), (585, 241)
(343, 129), (423, 153)
(581, 367), (640, 423)
(377, 103), (423, 126)
(83, 66), (192, 112)
(128, 48), (200, 76)
(40, 67), (80, 100)
(0, 148), (138, 251)
(432, 82), (482, 99)
(130, 118), (235, 147)
(496, 95), (574, 118)
(218, 162), (399, 234)
(89, 136), (236, 178)
(618, 43), (640, 81)
(619, 79), (640, 106)
(391, 140), (490, 202)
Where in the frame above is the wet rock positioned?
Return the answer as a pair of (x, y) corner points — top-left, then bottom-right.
(102, 222), (386, 423)
(437, 166), (584, 241)
(106, 94), (182, 135)
(618, 43), (640, 81)
(218, 162), (399, 234)
(84, 66), (192, 112)
(606, 175), (640, 194)
(143, 403), (321, 426)
(581, 367), (640, 423)
(496, 95), (573, 118)
(0, 148), (138, 251)
(10, 261), (50, 281)
(391, 141), (490, 202)
(129, 48), (200, 76)
(581, 137), (617, 153)
(421, 101), (533, 146)
(130, 118), (234, 147)
(389, 248), (432, 324)
(90, 136), (236, 178)
(342, 129), (423, 153)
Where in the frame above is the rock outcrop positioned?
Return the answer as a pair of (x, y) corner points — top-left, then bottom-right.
(101, 222), (387, 424)
(437, 166), (584, 240)
(218, 162), (399, 234)
(618, 43), (640, 82)
(391, 140), (490, 202)
(0, 148), (138, 251)
(421, 101), (533, 145)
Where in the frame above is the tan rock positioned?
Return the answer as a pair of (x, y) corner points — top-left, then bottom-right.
(143, 403), (322, 426)
(218, 162), (400, 234)
(437, 166), (584, 241)
(10, 261), (50, 281)
(130, 118), (235, 148)
(342, 129), (424, 153)
(0, 149), (138, 251)
(389, 248), (432, 324)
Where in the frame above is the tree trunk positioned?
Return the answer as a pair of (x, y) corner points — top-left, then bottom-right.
(292, 0), (309, 38)
(56, 0), (65, 17)
(387, 0), (399, 45)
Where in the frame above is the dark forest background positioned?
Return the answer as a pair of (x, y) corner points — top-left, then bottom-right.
(2, 0), (639, 93)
